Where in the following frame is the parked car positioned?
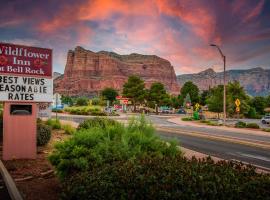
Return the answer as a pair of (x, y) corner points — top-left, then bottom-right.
(261, 114), (270, 124)
(177, 108), (186, 114)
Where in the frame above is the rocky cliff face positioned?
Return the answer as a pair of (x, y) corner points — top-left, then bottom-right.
(54, 46), (179, 96)
(177, 67), (270, 96)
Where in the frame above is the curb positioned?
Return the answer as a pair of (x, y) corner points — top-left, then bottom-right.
(0, 160), (23, 200)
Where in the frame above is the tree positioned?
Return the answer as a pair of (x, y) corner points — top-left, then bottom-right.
(226, 81), (250, 116)
(199, 90), (210, 106)
(101, 87), (118, 106)
(76, 97), (89, 106)
(61, 95), (74, 106)
(123, 75), (146, 111)
(183, 93), (191, 108)
(171, 96), (181, 108)
(180, 81), (199, 104)
(250, 96), (266, 115)
(147, 82), (170, 110)
(206, 85), (224, 117)
(266, 95), (270, 107)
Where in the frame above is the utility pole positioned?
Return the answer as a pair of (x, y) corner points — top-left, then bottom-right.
(210, 44), (226, 124)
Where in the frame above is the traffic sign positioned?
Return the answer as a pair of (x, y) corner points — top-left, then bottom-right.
(235, 99), (241, 107)
(195, 103), (200, 111)
(236, 106), (240, 112)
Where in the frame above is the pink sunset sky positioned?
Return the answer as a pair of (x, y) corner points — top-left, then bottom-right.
(1, 0), (270, 74)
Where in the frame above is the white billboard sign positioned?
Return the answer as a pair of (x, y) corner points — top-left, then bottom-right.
(0, 74), (53, 102)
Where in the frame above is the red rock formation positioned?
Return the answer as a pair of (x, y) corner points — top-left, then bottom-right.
(177, 67), (270, 96)
(54, 46), (180, 96)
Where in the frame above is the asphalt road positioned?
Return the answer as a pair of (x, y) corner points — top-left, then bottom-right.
(56, 113), (270, 170)
(157, 130), (270, 169)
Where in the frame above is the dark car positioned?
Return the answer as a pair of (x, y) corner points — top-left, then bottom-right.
(177, 108), (186, 114)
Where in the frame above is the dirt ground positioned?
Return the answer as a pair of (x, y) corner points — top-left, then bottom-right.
(1, 130), (69, 200)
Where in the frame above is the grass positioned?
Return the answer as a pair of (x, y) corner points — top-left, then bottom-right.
(62, 124), (76, 135)
(46, 119), (61, 130)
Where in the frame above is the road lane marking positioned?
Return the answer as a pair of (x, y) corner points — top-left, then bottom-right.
(157, 127), (270, 150)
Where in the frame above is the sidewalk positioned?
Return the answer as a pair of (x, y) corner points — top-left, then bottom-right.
(168, 117), (270, 137)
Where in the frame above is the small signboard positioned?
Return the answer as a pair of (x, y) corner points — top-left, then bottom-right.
(37, 103), (51, 118)
(0, 74), (53, 102)
(0, 42), (52, 77)
(235, 99), (241, 107)
(236, 106), (240, 113)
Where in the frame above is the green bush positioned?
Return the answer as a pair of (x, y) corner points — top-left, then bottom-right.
(262, 128), (270, 132)
(52, 108), (64, 113)
(206, 121), (221, 126)
(77, 117), (120, 131)
(90, 110), (107, 116)
(37, 123), (52, 146)
(46, 118), (61, 130)
(62, 124), (76, 135)
(61, 155), (270, 200)
(235, 121), (247, 128)
(76, 97), (89, 106)
(49, 116), (179, 179)
(246, 123), (260, 129)
(182, 117), (193, 121)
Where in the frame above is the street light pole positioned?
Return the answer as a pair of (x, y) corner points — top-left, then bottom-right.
(210, 44), (226, 124)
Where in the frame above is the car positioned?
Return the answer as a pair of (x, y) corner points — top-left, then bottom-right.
(177, 108), (186, 114)
(261, 115), (270, 124)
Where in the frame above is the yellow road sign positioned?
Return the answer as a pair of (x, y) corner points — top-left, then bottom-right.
(195, 103), (200, 110)
(236, 106), (240, 112)
(235, 99), (241, 107)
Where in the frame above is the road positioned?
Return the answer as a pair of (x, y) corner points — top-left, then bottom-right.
(55, 113), (270, 170)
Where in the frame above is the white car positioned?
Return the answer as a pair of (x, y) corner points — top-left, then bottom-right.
(261, 115), (270, 124)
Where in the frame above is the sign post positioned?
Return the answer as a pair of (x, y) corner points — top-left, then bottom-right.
(235, 99), (241, 121)
(0, 42), (53, 160)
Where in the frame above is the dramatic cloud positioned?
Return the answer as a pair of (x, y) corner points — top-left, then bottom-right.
(0, 0), (269, 74)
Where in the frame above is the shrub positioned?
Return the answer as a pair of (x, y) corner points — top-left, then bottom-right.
(49, 116), (179, 179)
(246, 123), (260, 129)
(37, 123), (52, 146)
(235, 121), (246, 128)
(52, 108), (64, 113)
(77, 117), (120, 131)
(90, 110), (107, 116)
(262, 128), (270, 132)
(60, 155), (270, 200)
(62, 124), (76, 135)
(76, 97), (89, 106)
(46, 118), (61, 129)
(182, 117), (193, 121)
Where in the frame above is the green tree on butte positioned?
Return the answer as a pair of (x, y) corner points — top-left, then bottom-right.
(180, 81), (199, 104)
(123, 75), (146, 111)
(101, 87), (118, 106)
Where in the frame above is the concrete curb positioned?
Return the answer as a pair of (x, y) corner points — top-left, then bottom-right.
(0, 160), (23, 200)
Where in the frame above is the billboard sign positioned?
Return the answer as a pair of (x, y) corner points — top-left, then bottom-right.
(0, 74), (53, 102)
(0, 42), (52, 77)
